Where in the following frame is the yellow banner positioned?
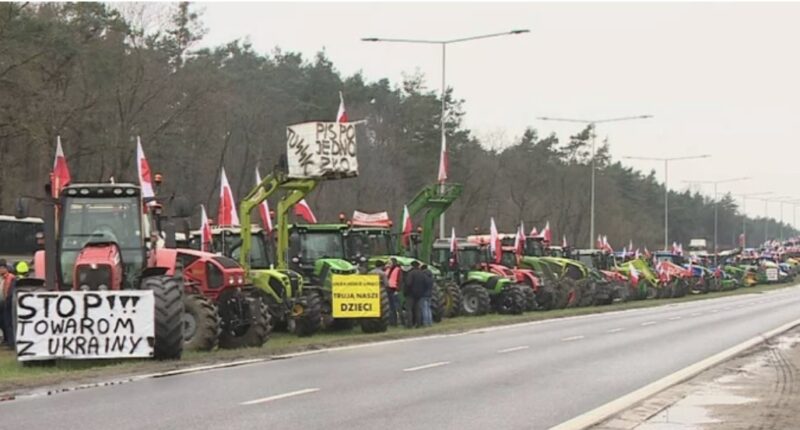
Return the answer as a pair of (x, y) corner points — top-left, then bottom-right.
(332, 274), (381, 318)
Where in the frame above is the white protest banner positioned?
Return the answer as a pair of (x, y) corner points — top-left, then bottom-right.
(351, 211), (391, 228)
(287, 121), (358, 179)
(15, 291), (155, 361)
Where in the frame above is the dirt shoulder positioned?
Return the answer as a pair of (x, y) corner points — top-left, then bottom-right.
(594, 325), (800, 430)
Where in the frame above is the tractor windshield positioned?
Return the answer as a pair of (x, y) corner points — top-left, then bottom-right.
(577, 254), (596, 269)
(60, 196), (143, 288)
(501, 250), (518, 268)
(345, 229), (393, 259)
(458, 247), (484, 271)
(291, 230), (345, 261)
(524, 238), (546, 257)
(220, 232), (272, 270)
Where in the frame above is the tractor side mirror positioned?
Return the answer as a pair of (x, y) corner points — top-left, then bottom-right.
(171, 196), (192, 218)
(14, 197), (31, 219)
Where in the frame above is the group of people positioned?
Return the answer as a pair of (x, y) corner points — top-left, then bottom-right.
(0, 259), (30, 348)
(371, 258), (434, 328)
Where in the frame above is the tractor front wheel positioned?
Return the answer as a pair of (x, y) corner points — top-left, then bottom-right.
(559, 278), (581, 308)
(495, 285), (526, 315)
(361, 286), (390, 333)
(141, 276), (184, 360)
(520, 285), (537, 311)
(218, 291), (271, 349)
(293, 290), (322, 337)
(460, 283), (491, 316)
(431, 283), (445, 323)
(182, 294), (219, 352)
(442, 281), (462, 318)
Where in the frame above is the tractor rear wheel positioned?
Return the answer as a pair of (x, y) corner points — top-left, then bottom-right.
(520, 285), (537, 311)
(578, 281), (596, 307)
(361, 286), (390, 333)
(431, 283), (445, 323)
(460, 283), (490, 316)
(218, 292), (271, 349)
(182, 294), (219, 352)
(495, 285), (526, 315)
(536, 284), (557, 310)
(141, 275), (184, 360)
(611, 281), (630, 303)
(294, 290), (322, 337)
(442, 281), (462, 318)
(559, 278), (581, 308)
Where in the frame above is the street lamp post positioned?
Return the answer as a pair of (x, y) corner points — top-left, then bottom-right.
(683, 177), (749, 264)
(362, 29), (529, 239)
(623, 154), (710, 250)
(738, 192), (771, 249)
(538, 115), (653, 247)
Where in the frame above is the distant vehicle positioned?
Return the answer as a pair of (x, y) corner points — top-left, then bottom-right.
(688, 238), (708, 255)
(0, 214), (43, 263)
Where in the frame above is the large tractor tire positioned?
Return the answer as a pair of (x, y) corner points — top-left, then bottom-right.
(441, 281), (462, 318)
(431, 283), (445, 323)
(141, 275), (184, 360)
(494, 285), (526, 315)
(182, 294), (219, 352)
(535, 283), (558, 310)
(611, 281), (630, 303)
(559, 278), (582, 309)
(219, 293), (271, 349)
(361, 286), (390, 333)
(578, 280), (596, 307)
(293, 290), (322, 337)
(520, 285), (538, 311)
(460, 283), (491, 316)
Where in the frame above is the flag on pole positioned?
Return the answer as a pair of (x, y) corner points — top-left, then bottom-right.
(255, 169), (273, 233)
(541, 221), (552, 243)
(336, 91), (348, 123)
(738, 233), (745, 248)
(401, 205), (413, 247)
(136, 137), (155, 203)
(514, 224), (525, 260)
(294, 199), (318, 224)
(200, 205), (212, 252)
(437, 145), (448, 183)
(217, 167), (240, 226)
(597, 235), (603, 249)
(562, 235), (568, 249)
(628, 239), (633, 252)
(530, 227), (539, 238)
(450, 227), (458, 267)
(52, 136), (71, 198)
(490, 217), (502, 263)
(630, 265), (640, 287)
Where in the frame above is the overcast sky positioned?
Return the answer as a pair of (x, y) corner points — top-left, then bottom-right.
(195, 2), (800, 220)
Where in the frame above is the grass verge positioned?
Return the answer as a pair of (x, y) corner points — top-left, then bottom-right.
(1, 282), (796, 397)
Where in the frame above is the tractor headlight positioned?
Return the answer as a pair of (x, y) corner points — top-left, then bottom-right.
(291, 256), (300, 264)
(98, 284), (109, 291)
(79, 284), (91, 291)
(360, 256), (367, 263)
(237, 275), (244, 284)
(229, 277), (235, 285)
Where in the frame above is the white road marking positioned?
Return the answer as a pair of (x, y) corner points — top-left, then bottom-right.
(711, 309), (720, 313)
(403, 361), (451, 372)
(668, 316), (682, 321)
(691, 313), (701, 317)
(607, 328), (624, 333)
(241, 388), (320, 405)
(498, 346), (529, 354)
(641, 321), (657, 326)
(561, 335), (585, 342)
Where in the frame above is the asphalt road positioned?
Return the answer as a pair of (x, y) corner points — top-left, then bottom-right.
(4, 285), (800, 430)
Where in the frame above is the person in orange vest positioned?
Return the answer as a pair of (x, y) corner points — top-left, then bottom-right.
(384, 258), (402, 326)
(0, 259), (16, 347)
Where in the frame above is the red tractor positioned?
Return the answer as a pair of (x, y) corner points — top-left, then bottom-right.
(466, 235), (540, 311)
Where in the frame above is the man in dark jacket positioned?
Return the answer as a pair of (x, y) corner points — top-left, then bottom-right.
(419, 265), (434, 327)
(403, 261), (424, 328)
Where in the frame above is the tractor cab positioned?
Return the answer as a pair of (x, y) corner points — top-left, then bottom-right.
(58, 184), (146, 290)
(188, 226), (275, 270)
(653, 251), (686, 266)
(572, 249), (618, 271)
(288, 224), (356, 284)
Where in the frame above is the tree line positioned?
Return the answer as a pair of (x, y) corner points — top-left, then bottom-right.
(0, 3), (793, 249)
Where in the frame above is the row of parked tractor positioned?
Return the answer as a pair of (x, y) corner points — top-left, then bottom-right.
(13, 154), (799, 360)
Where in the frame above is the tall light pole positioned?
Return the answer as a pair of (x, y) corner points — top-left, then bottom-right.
(538, 115), (653, 247)
(623, 154), (710, 250)
(362, 29), (530, 239)
(773, 197), (798, 242)
(738, 192), (771, 249)
(683, 177), (750, 264)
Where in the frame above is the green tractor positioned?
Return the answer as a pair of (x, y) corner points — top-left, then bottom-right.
(285, 220), (389, 334)
(431, 238), (527, 316)
(515, 236), (586, 309)
(570, 249), (635, 304)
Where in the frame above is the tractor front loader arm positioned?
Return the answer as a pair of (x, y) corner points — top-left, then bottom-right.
(238, 172), (282, 272)
(398, 183), (463, 264)
(276, 179), (318, 271)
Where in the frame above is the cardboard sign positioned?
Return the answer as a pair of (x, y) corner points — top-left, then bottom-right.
(287, 121), (358, 179)
(766, 268), (779, 282)
(15, 291), (155, 361)
(332, 274), (381, 318)
(351, 211), (391, 228)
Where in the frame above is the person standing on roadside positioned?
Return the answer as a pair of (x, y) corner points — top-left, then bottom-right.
(370, 260), (392, 325)
(403, 261), (424, 328)
(419, 264), (434, 327)
(384, 258), (402, 326)
(0, 260), (16, 346)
